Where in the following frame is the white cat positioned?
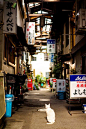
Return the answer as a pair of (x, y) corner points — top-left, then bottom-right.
(38, 103), (55, 124)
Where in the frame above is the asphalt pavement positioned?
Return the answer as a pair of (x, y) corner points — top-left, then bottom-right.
(3, 88), (86, 129)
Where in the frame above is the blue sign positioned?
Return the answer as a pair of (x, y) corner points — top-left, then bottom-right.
(47, 39), (56, 44)
(70, 75), (86, 81)
(47, 39), (56, 53)
(51, 54), (54, 62)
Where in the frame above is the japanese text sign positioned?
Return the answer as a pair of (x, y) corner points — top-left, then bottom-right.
(53, 79), (57, 89)
(56, 79), (66, 92)
(51, 53), (54, 62)
(26, 22), (35, 45)
(3, 0), (17, 34)
(47, 39), (56, 53)
(70, 74), (86, 99)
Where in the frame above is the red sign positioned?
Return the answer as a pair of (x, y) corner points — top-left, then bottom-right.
(27, 79), (33, 90)
(53, 79), (56, 82)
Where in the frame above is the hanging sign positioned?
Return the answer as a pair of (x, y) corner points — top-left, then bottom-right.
(3, 0), (17, 34)
(26, 22), (35, 45)
(56, 79), (66, 92)
(47, 39), (56, 53)
(51, 53), (54, 62)
(70, 74), (86, 99)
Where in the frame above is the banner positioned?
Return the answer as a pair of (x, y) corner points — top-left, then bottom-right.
(3, 0), (17, 34)
(26, 22), (35, 45)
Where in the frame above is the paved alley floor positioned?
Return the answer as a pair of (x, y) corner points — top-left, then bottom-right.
(3, 88), (86, 129)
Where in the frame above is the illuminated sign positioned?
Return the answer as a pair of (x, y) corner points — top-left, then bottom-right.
(70, 74), (86, 99)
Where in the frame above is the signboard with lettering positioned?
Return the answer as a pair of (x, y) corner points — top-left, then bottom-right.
(56, 79), (66, 92)
(53, 79), (57, 89)
(50, 53), (54, 62)
(3, 0), (17, 34)
(70, 74), (86, 99)
(26, 22), (35, 45)
(47, 39), (56, 53)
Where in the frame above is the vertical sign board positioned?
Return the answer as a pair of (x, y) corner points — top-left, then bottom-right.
(56, 79), (66, 92)
(70, 74), (86, 99)
(27, 79), (33, 90)
(51, 53), (54, 62)
(53, 79), (57, 89)
(26, 22), (35, 45)
(47, 39), (56, 53)
(3, 0), (17, 34)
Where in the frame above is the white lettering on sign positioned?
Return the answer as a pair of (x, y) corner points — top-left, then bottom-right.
(70, 74), (86, 99)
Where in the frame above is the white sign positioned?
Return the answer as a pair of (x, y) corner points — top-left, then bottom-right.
(56, 79), (66, 92)
(45, 72), (49, 78)
(3, 0), (17, 34)
(50, 78), (56, 85)
(53, 79), (57, 89)
(70, 74), (86, 99)
(47, 39), (56, 53)
(26, 22), (35, 45)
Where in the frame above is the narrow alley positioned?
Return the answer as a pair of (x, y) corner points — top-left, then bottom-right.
(3, 88), (86, 129)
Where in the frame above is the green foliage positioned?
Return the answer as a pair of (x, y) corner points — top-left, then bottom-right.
(35, 75), (46, 84)
(54, 55), (58, 63)
(34, 82), (39, 90)
(35, 75), (40, 83)
(53, 62), (62, 78)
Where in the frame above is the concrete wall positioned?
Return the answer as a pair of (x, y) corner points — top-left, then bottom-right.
(75, 35), (84, 45)
(74, 50), (82, 74)
(2, 63), (14, 74)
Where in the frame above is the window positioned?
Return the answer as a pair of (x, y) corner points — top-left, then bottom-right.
(31, 56), (37, 61)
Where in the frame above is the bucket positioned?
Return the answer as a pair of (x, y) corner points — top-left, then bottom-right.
(83, 104), (86, 113)
(5, 94), (14, 117)
(58, 91), (65, 100)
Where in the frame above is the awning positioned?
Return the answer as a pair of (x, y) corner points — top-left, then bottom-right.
(57, 53), (71, 62)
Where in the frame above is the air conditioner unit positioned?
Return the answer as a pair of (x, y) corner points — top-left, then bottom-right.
(75, 9), (86, 33)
